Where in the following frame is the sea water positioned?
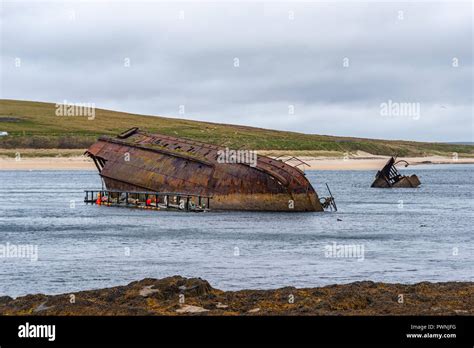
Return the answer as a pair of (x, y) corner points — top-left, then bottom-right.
(0, 165), (472, 297)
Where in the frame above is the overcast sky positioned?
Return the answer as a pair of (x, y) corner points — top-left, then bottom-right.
(1, 1), (472, 142)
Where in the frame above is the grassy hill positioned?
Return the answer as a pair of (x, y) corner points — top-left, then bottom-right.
(0, 99), (472, 157)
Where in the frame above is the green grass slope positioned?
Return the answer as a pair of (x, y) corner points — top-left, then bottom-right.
(0, 99), (472, 157)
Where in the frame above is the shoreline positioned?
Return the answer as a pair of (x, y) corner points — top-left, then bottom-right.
(1, 276), (472, 315)
(1, 153), (473, 171)
(295, 156), (474, 171)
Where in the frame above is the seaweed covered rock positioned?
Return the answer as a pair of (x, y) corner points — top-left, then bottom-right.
(0, 277), (471, 316)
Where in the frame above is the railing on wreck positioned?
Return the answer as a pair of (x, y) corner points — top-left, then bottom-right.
(84, 190), (212, 212)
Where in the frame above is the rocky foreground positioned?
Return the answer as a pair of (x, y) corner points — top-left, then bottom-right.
(0, 277), (472, 315)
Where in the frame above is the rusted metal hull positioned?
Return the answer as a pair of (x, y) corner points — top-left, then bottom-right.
(86, 128), (323, 211)
(371, 174), (421, 188)
(371, 157), (421, 188)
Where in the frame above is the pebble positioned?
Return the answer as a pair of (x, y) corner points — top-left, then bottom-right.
(176, 305), (209, 313)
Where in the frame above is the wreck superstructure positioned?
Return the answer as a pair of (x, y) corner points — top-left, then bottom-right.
(371, 156), (421, 188)
(85, 128), (323, 211)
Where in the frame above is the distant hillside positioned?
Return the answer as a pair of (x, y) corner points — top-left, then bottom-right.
(0, 99), (473, 157)
(443, 142), (474, 146)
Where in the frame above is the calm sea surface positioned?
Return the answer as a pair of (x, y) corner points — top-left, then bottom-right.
(0, 165), (472, 297)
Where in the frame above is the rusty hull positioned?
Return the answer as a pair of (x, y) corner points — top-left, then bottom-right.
(371, 157), (421, 188)
(85, 128), (323, 211)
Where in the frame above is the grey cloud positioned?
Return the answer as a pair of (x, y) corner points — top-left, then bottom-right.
(1, 1), (472, 141)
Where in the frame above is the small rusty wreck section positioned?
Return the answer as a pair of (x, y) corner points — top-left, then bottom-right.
(85, 128), (323, 211)
(371, 156), (421, 188)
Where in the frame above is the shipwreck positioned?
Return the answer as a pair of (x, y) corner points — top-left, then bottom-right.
(371, 156), (421, 188)
(85, 128), (331, 212)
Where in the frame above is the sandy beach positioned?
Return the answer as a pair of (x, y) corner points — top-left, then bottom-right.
(0, 152), (473, 171)
(0, 156), (96, 170)
(301, 155), (474, 170)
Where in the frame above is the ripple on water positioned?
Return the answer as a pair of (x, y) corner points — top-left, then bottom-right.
(0, 167), (473, 297)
